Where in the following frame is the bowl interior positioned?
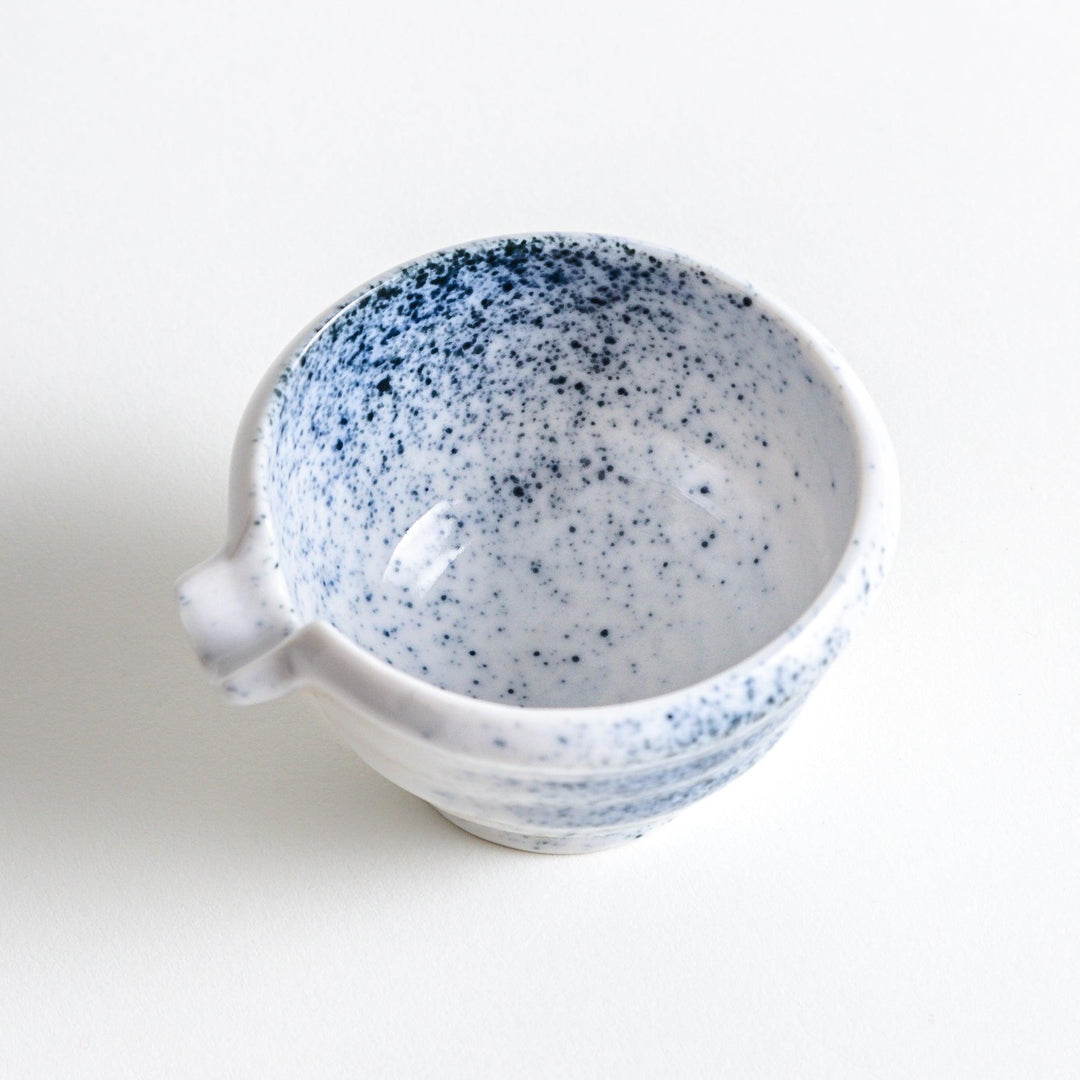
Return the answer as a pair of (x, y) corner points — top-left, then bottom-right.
(265, 236), (858, 708)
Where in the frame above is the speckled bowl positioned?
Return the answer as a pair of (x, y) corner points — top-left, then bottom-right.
(178, 233), (899, 853)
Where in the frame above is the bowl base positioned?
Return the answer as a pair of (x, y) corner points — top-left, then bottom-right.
(434, 809), (674, 854)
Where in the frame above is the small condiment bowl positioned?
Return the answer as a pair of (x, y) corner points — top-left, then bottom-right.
(178, 233), (899, 852)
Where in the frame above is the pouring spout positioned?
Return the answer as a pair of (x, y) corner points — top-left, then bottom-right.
(176, 550), (300, 703)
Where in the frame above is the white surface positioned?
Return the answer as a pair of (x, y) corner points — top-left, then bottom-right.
(1, 1), (1077, 1076)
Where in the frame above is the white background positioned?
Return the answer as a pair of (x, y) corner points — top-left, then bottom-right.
(2, 1), (1077, 1076)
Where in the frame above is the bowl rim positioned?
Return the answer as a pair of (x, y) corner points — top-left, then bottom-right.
(225, 231), (900, 726)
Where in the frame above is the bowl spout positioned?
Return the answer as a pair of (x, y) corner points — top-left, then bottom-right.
(176, 552), (300, 703)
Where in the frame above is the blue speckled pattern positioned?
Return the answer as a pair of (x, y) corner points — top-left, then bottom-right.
(177, 233), (900, 852)
(267, 236), (856, 708)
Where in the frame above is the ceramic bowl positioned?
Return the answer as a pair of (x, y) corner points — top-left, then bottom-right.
(178, 233), (899, 852)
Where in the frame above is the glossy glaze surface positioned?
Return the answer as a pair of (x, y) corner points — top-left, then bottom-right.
(178, 234), (899, 852)
(266, 237), (858, 709)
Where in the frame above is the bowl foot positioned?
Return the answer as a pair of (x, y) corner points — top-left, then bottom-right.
(434, 809), (674, 854)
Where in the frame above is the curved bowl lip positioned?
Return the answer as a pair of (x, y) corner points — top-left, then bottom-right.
(231, 230), (900, 725)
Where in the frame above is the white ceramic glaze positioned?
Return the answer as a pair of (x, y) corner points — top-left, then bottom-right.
(178, 234), (899, 852)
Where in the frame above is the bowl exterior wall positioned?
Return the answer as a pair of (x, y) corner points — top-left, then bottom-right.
(313, 689), (807, 852)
